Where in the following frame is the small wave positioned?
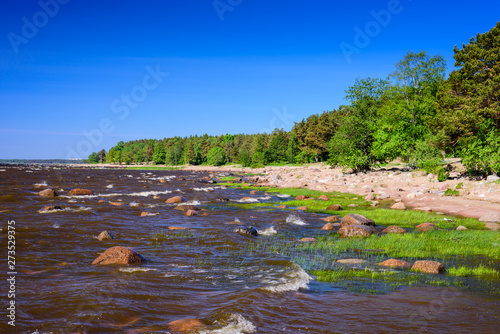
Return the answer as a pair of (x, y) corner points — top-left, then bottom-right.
(193, 187), (215, 192)
(258, 226), (277, 236)
(286, 213), (306, 226)
(235, 198), (259, 203)
(201, 314), (256, 334)
(277, 194), (291, 198)
(34, 181), (48, 187)
(64, 190), (173, 198)
(119, 268), (157, 273)
(256, 196), (271, 201)
(106, 184), (114, 188)
(0, 169), (6, 172)
(177, 200), (202, 206)
(261, 263), (312, 293)
(52, 224), (60, 228)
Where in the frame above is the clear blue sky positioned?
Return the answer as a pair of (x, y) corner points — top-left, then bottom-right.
(1, 0), (499, 159)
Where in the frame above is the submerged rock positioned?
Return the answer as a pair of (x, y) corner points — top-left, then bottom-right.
(234, 226), (258, 236)
(166, 196), (187, 204)
(341, 214), (375, 227)
(378, 259), (410, 268)
(296, 206), (308, 211)
(321, 223), (334, 230)
(416, 222), (438, 232)
(300, 237), (317, 242)
(337, 258), (366, 264)
(382, 225), (407, 234)
(168, 318), (207, 333)
(68, 188), (94, 196)
(322, 216), (340, 223)
(91, 246), (147, 265)
(185, 210), (198, 216)
(174, 205), (198, 212)
(39, 188), (58, 197)
(338, 225), (373, 237)
(277, 205), (288, 209)
(98, 231), (114, 241)
(412, 260), (445, 274)
(40, 205), (62, 212)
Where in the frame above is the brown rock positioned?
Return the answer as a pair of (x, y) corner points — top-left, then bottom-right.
(382, 225), (407, 234)
(326, 204), (343, 211)
(295, 195), (307, 200)
(91, 246), (147, 265)
(321, 223), (334, 230)
(110, 202), (123, 206)
(296, 206), (308, 211)
(159, 179), (167, 183)
(456, 225), (467, 231)
(479, 211), (500, 223)
(371, 201), (380, 207)
(338, 225), (373, 237)
(153, 195), (161, 199)
(98, 231), (114, 241)
(277, 205), (288, 209)
(68, 189), (94, 196)
(412, 260), (445, 274)
(166, 196), (187, 204)
(318, 195), (329, 201)
(40, 205), (62, 212)
(168, 318), (206, 333)
(39, 188), (57, 197)
(322, 216), (340, 222)
(250, 190), (257, 195)
(174, 205), (199, 212)
(185, 210), (198, 216)
(341, 214), (375, 227)
(378, 259), (410, 268)
(416, 222), (438, 232)
(168, 226), (190, 230)
(300, 237), (317, 242)
(225, 220), (244, 225)
(336, 258), (367, 264)
(390, 202), (406, 210)
(140, 212), (150, 216)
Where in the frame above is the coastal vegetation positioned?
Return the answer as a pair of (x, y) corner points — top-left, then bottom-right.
(91, 21), (499, 177)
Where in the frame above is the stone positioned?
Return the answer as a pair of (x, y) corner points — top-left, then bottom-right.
(174, 205), (198, 212)
(168, 318), (207, 333)
(39, 205), (63, 212)
(412, 260), (445, 274)
(277, 205), (288, 209)
(364, 193), (375, 201)
(322, 216), (340, 223)
(336, 258), (366, 264)
(234, 226), (258, 236)
(348, 204), (359, 207)
(326, 204), (343, 211)
(39, 188), (57, 197)
(98, 231), (114, 241)
(159, 178), (167, 183)
(110, 202), (122, 206)
(140, 212), (150, 216)
(68, 188), (94, 196)
(300, 237), (317, 242)
(318, 195), (329, 201)
(91, 246), (147, 265)
(250, 190), (257, 195)
(168, 226), (190, 230)
(296, 206), (308, 211)
(321, 223), (334, 230)
(371, 201), (380, 207)
(166, 196), (187, 204)
(416, 223), (438, 232)
(295, 195), (308, 200)
(338, 225), (373, 237)
(153, 195), (161, 199)
(382, 225), (407, 234)
(390, 202), (406, 210)
(479, 211), (500, 223)
(378, 259), (410, 268)
(456, 225), (467, 231)
(341, 214), (375, 227)
(486, 175), (500, 183)
(185, 210), (198, 216)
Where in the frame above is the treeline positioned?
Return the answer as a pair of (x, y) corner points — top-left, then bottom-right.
(91, 21), (500, 176)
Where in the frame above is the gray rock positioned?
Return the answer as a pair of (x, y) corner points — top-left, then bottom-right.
(479, 211), (500, 223)
(234, 226), (258, 236)
(486, 175), (500, 183)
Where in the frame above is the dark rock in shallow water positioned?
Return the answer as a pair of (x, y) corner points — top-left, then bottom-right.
(40, 205), (63, 212)
(234, 226), (258, 236)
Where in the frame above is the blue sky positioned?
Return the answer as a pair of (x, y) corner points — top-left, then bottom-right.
(1, 0), (499, 159)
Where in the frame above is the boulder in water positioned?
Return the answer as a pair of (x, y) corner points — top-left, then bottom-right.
(341, 214), (375, 227)
(166, 196), (187, 204)
(416, 223), (438, 232)
(39, 188), (57, 197)
(98, 231), (114, 241)
(91, 246), (147, 265)
(168, 318), (207, 333)
(338, 225), (373, 237)
(234, 226), (258, 236)
(382, 225), (407, 234)
(412, 260), (445, 274)
(68, 189), (93, 196)
(378, 259), (410, 268)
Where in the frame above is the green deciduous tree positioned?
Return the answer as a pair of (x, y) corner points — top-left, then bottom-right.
(207, 147), (226, 166)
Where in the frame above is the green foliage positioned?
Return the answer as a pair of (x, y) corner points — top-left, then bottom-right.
(251, 151), (265, 168)
(444, 188), (460, 196)
(461, 129), (500, 175)
(447, 265), (499, 277)
(239, 150), (252, 167)
(437, 167), (449, 182)
(152, 142), (166, 164)
(207, 147), (226, 166)
(166, 143), (183, 165)
(264, 131), (288, 164)
(87, 152), (99, 164)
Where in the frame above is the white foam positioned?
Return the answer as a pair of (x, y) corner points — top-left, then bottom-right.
(200, 314), (256, 334)
(0, 169), (5, 172)
(119, 268), (157, 273)
(177, 200), (202, 206)
(52, 224), (60, 228)
(193, 187), (215, 192)
(261, 263), (312, 293)
(256, 196), (271, 201)
(258, 226), (277, 236)
(235, 198), (259, 203)
(34, 181), (48, 187)
(277, 194), (291, 198)
(64, 189), (173, 198)
(286, 214), (307, 226)
(106, 184), (114, 188)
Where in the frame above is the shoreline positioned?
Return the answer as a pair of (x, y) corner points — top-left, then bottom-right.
(15, 162), (500, 227)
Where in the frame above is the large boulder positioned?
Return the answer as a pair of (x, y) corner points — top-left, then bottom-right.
(382, 225), (407, 234)
(168, 318), (207, 333)
(98, 231), (114, 241)
(416, 223), (438, 232)
(412, 260), (445, 274)
(326, 204), (343, 211)
(234, 226), (258, 236)
(479, 211), (500, 223)
(68, 189), (94, 196)
(300, 237), (317, 242)
(378, 259), (410, 268)
(39, 189), (57, 197)
(486, 175), (500, 183)
(338, 225), (373, 237)
(390, 202), (406, 210)
(341, 214), (375, 227)
(166, 196), (187, 204)
(91, 246), (147, 265)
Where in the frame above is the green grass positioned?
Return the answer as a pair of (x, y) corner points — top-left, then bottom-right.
(444, 189), (460, 196)
(219, 176), (239, 181)
(123, 166), (181, 170)
(447, 265), (500, 277)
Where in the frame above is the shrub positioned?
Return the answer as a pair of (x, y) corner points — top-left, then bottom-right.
(206, 147), (226, 166)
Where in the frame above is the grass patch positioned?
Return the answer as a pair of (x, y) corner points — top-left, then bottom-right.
(447, 265), (500, 277)
(123, 166), (181, 170)
(444, 189), (460, 196)
(219, 176), (239, 181)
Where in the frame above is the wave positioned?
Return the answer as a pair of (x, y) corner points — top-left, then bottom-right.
(286, 213), (307, 226)
(235, 198), (259, 203)
(261, 263), (312, 293)
(119, 268), (157, 273)
(200, 314), (256, 334)
(63, 189), (173, 198)
(258, 226), (277, 236)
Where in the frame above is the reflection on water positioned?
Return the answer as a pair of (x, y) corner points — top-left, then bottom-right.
(0, 165), (498, 333)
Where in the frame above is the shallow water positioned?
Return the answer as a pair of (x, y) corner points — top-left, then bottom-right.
(0, 166), (499, 333)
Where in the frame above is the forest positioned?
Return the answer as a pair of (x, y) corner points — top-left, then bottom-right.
(89, 21), (500, 176)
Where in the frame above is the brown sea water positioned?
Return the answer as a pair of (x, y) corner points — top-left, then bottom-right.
(0, 165), (499, 333)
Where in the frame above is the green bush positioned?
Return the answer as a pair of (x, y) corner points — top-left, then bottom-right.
(444, 188), (459, 196)
(462, 130), (500, 176)
(206, 147), (226, 166)
(239, 150), (252, 167)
